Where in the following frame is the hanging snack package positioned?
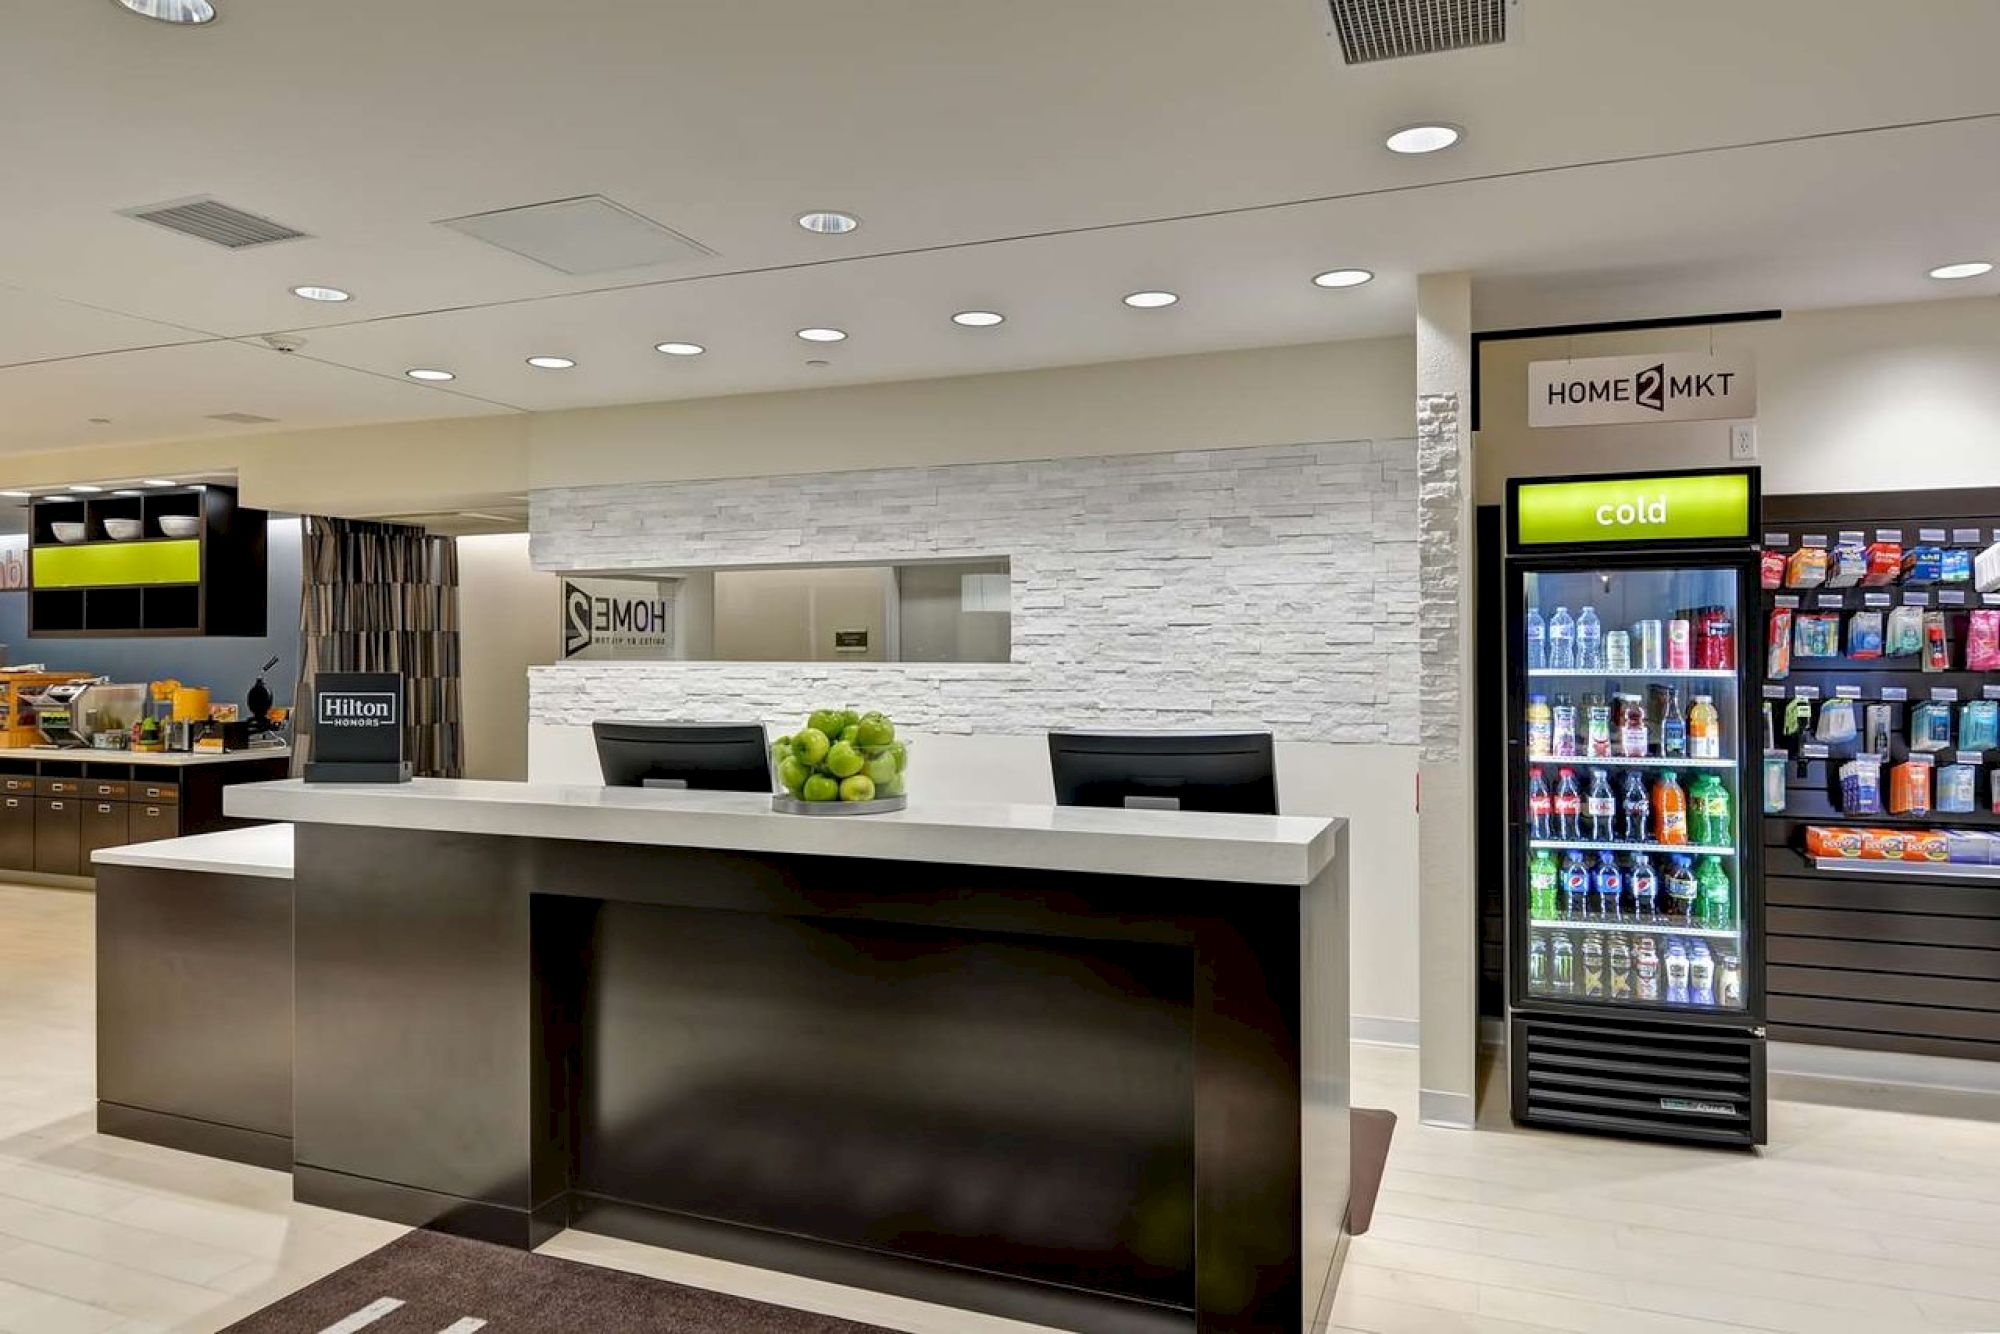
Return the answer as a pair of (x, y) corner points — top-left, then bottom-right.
(1889, 760), (1933, 816)
(1960, 699), (2000, 752)
(1911, 700), (1954, 751)
(1826, 540), (1867, 588)
(1885, 604), (1926, 657)
(1793, 612), (1841, 659)
(1922, 609), (1952, 672)
(1903, 546), (1944, 585)
(1761, 549), (1786, 590)
(1786, 545), (1829, 589)
(1838, 759), (1882, 816)
(1816, 697), (1859, 745)
(1967, 608), (2000, 671)
(1862, 541), (1903, 586)
(1767, 608), (1793, 680)
(1939, 763), (1979, 813)
(1846, 610), (1885, 659)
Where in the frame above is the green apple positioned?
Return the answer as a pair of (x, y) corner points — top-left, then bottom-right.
(807, 709), (847, 739)
(879, 773), (905, 798)
(839, 773), (876, 802)
(777, 756), (811, 794)
(890, 741), (908, 773)
(792, 727), (830, 766)
(863, 750), (898, 787)
(855, 713), (895, 747)
(802, 773), (840, 802)
(825, 740), (864, 778)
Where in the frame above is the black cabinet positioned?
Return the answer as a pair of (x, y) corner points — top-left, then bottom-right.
(35, 798), (81, 875)
(81, 802), (131, 862)
(0, 757), (282, 874)
(128, 803), (181, 844)
(0, 796), (32, 869)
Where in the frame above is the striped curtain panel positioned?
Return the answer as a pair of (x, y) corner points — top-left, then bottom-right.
(295, 517), (463, 777)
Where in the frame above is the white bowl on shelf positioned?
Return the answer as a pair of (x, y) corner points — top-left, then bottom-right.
(102, 518), (143, 541)
(157, 515), (199, 538)
(50, 521), (86, 544)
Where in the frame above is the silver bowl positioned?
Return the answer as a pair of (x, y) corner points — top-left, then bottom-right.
(771, 794), (908, 816)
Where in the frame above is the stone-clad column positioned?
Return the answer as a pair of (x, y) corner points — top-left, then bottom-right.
(1416, 273), (1478, 1129)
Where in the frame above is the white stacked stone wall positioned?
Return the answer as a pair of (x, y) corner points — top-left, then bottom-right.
(529, 439), (1419, 743)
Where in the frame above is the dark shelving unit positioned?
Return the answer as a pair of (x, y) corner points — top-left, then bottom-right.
(27, 485), (267, 638)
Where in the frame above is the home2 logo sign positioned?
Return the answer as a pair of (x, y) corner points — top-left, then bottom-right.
(1529, 352), (1754, 427)
(560, 577), (676, 660)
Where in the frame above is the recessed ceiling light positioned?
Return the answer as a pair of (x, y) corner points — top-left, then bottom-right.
(0, 491), (28, 499)
(405, 368), (455, 382)
(525, 356), (576, 370)
(1313, 268), (1375, 288)
(1385, 123), (1462, 154)
(1123, 290), (1179, 309)
(113, 489), (144, 497)
(1928, 261), (1994, 280)
(797, 327), (847, 342)
(291, 285), (350, 303)
(142, 478), (175, 487)
(654, 342), (705, 356)
(112, 0), (216, 24)
(69, 484), (104, 493)
(952, 311), (1005, 327)
(806, 359), (831, 368)
(797, 211), (859, 235)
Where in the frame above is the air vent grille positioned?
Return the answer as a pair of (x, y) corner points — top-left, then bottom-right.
(1512, 1016), (1764, 1146)
(121, 197), (308, 249)
(1327, 0), (1507, 64)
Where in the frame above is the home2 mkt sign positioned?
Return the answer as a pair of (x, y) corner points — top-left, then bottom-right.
(1529, 352), (1755, 427)
(1514, 472), (1754, 547)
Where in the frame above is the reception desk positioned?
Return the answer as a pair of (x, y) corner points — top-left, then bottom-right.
(119, 780), (1349, 1333)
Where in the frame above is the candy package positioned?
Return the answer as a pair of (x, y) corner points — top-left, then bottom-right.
(1942, 548), (1974, 583)
(1911, 700), (1953, 751)
(1760, 549), (1786, 590)
(1847, 610), (1884, 659)
(1816, 697), (1859, 744)
(1767, 608), (1793, 680)
(1968, 608), (2000, 671)
(1826, 540), (1867, 588)
(1886, 604), (1925, 657)
(1805, 825), (1949, 861)
(1889, 761), (1933, 816)
(1793, 612), (1841, 658)
(1961, 699), (2000, 752)
(1939, 764), (1978, 814)
(1785, 546), (1829, 589)
(1923, 609), (1952, 672)
(1838, 760), (1882, 816)
(1862, 542), (1903, 586)
(1903, 546), (1944, 585)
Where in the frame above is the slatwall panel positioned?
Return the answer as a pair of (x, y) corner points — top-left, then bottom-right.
(1761, 489), (2000, 1063)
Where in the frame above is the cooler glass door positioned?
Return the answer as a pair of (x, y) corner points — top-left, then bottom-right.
(1512, 561), (1753, 1018)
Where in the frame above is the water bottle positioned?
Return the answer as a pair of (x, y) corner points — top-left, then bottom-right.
(1526, 606), (1548, 670)
(1548, 606), (1576, 670)
(1577, 607), (1603, 670)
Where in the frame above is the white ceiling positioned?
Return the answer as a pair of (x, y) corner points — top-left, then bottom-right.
(2, 0), (1998, 455)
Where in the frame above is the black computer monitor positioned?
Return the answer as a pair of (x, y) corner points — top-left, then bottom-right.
(1047, 731), (1278, 815)
(593, 721), (772, 792)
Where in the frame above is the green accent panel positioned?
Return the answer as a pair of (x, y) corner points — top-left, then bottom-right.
(33, 539), (200, 588)
(1515, 473), (1752, 546)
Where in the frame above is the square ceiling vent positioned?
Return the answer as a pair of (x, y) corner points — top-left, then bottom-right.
(437, 195), (715, 275)
(1326, 0), (1512, 64)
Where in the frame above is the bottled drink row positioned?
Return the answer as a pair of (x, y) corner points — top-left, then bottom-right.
(1527, 603), (1736, 672)
(1528, 767), (1733, 846)
(1527, 689), (1722, 761)
(1528, 846), (1735, 927)
(1528, 930), (1743, 1008)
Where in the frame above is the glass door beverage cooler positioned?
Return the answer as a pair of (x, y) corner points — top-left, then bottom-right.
(1505, 468), (1767, 1147)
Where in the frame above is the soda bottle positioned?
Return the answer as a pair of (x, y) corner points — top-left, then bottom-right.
(1618, 695), (1649, 758)
(1528, 933), (1550, 993)
(1527, 768), (1553, 838)
(1665, 940), (1691, 1004)
(1561, 850), (1592, 918)
(1634, 936), (1662, 1002)
(1585, 696), (1613, 758)
(1661, 689), (1688, 758)
(1528, 849), (1559, 919)
(1697, 855), (1733, 928)
(1526, 694), (1553, 757)
(1628, 853), (1659, 917)
(1551, 932), (1576, 994)
(1593, 851), (1623, 919)
(1581, 932), (1606, 997)
(1552, 695), (1579, 757)
(1665, 853), (1699, 922)
(1686, 774), (1713, 846)
(1607, 934), (1633, 1001)
(1585, 768), (1616, 841)
(1548, 606), (1576, 671)
(1689, 694), (1722, 760)
(1620, 771), (1651, 843)
(1577, 606), (1603, 670)
(1554, 768), (1583, 840)
(1527, 606), (1547, 670)
(1654, 770), (1688, 844)
(1689, 941), (1716, 1006)
(1694, 773), (1732, 847)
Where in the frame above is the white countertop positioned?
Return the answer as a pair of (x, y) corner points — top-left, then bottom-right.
(0, 745), (290, 767)
(91, 823), (294, 880)
(226, 779), (1339, 885)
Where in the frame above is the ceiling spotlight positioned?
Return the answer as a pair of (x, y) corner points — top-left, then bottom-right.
(113, 489), (144, 497)
(1123, 291), (1179, 309)
(525, 356), (576, 369)
(951, 311), (1005, 327)
(112, 0), (217, 24)
(291, 285), (350, 303)
(1312, 268), (1375, 289)
(797, 211), (859, 235)
(796, 327), (847, 342)
(1385, 123), (1462, 154)
(142, 478), (176, 487)
(405, 368), (455, 382)
(69, 484), (104, 493)
(1928, 261), (1994, 280)
(654, 342), (705, 356)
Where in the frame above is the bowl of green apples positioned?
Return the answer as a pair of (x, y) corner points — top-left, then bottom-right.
(770, 707), (909, 815)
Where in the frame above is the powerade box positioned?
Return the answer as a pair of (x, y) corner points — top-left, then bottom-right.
(303, 671), (412, 783)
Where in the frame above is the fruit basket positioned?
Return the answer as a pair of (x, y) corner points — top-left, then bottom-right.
(770, 707), (909, 815)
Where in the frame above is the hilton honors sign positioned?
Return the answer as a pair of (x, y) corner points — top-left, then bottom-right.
(1529, 352), (1755, 428)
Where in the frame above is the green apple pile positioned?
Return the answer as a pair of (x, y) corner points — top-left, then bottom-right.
(772, 708), (907, 803)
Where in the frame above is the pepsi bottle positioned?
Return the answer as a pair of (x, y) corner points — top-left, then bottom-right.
(1561, 850), (1592, 919)
(1593, 852), (1624, 919)
(1628, 853), (1659, 918)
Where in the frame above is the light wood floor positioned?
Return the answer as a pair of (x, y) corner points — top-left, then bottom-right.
(3, 881), (1997, 1333)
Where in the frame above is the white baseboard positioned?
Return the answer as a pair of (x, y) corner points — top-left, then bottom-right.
(1770, 1041), (2000, 1098)
(1351, 1015), (1419, 1047)
(1418, 1087), (1475, 1128)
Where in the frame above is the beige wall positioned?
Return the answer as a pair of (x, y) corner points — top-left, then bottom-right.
(457, 533), (556, 780)
(711, 567), (898, 662)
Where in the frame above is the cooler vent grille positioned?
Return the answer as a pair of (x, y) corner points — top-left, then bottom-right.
(1326, 0), (1507, 64)
(121, 197), (308, 249)
(1517, 1017), (1759, 1145)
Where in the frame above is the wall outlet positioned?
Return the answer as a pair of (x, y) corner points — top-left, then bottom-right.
(1729, 422), (1758, 461)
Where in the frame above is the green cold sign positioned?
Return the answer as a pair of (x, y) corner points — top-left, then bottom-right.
(1514, 472), (1753, 546)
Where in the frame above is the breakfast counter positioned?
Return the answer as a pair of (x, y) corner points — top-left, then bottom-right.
(0, 745), (291, 766)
